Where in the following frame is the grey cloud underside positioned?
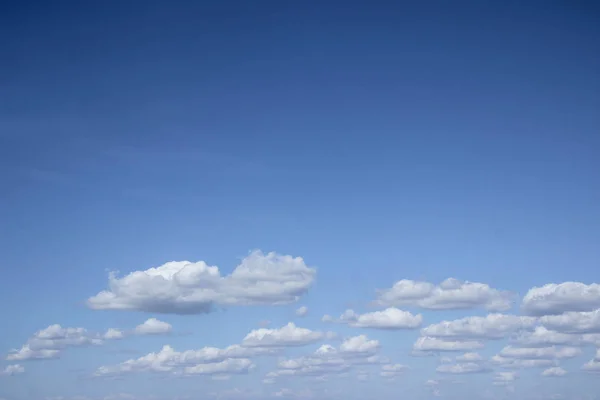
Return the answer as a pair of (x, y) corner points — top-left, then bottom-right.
(87, 251), (316, 314)
(421, 314), (536, 340)
(521, 282), (600, 316)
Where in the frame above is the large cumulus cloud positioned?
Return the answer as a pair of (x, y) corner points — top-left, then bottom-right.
(87, 251), (316, 314)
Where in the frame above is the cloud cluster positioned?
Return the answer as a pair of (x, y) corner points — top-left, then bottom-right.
(421, 314), (536, 340)
(437, 362), (489, 374)
(521, 282), (600, 316)
(265, 335), (385, 381)
(376, 278), (513, 311)
(95, 323), (329, 378)
(6, 319), (171, 361)
(539, 310), (600, 334)
(7, 325), (104, 361)
(94, 344), (271, 377)
(324, 307), (423, 330)
(379, 363), (408, 379)
(87, 251), (316, 314)
(542, 367), (567, 377)
(1, 364), (24, 376)
(413, 336), (484, 352)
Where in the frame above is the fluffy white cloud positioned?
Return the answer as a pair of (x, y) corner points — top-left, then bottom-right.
(521, 282), (600, 316)
(266, 335), (383, 380)
(421, 314), (535, 340)
(511, 326), (584, 347)
(296, 306), (308, 317)
(331, 308), (423, 330)
(380, 363), (407, 378)
(498, 345), (581, 360)
(103, 329), (125, 340)
(436, 362), (488, 374)
(6, 345), (60, 361)
(490, 355), (556, 369)
(94, 343), (274, 376)
(339, 335), (380, 355)
(542, 367), (567, 377)
(241, 323), (325, 347)
(1, 364), (24, 376)
(456, 352), (483, 362)
(183, 358), (253, 375)
(87, 251), (316, 314)
(134, 318), (172, 335)
(376, 278), (512, 311)
(413, 337), (484, 352)
(6, 324), (104, 361)
(540, 309), (600, 333)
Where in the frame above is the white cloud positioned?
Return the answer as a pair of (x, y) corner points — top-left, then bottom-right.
(1, 364), (25, 376)
(296, 306), (308, 317)
(413, 337), (484, 352)
(380, 363), (407, 378)
(183, 358), (253, 375)
(6, 324), (103, 361)
(6, 345), (60, 361)
(339, 335), (380, 354)
(456, 352), (483, 362)
(490, 355), (556, 369)
(493, 371), (517, 385)
(332, 308), (422, 330)
(87, 251), (316, 314)
(540, 309), (600, 333)
(582, 359), (600, 373)
(134, 318), (172, 335)
(376, 278), (512, 311)
(241, 323), (325, 347)
(521, 282), (600, 316)
(498, 345), (581, 360)
(581, 349), (600, 373)
(103, 329), (125, 340)
(94, 343), (274, 376)
(421, 314), (535, 340)
(266, 335), (383, 381)
(436, 362), (489, 374)
(542, 367), (567, 377)
(511, 326), (584, 347)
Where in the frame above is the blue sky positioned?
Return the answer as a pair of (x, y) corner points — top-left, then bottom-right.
(1, 1), (599, 399)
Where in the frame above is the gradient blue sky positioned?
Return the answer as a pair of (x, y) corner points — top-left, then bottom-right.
(1, 1), (599, 400)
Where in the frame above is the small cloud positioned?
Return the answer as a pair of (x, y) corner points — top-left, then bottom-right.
(134, 319), (172, 335)
(296, 306), (308, 317)
(1, 364), (25, 376)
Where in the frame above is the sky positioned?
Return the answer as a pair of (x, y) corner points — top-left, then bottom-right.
(1, 1), (599, 399)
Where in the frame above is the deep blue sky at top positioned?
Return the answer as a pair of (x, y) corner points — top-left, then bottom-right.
(1, 0), (599, 333)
